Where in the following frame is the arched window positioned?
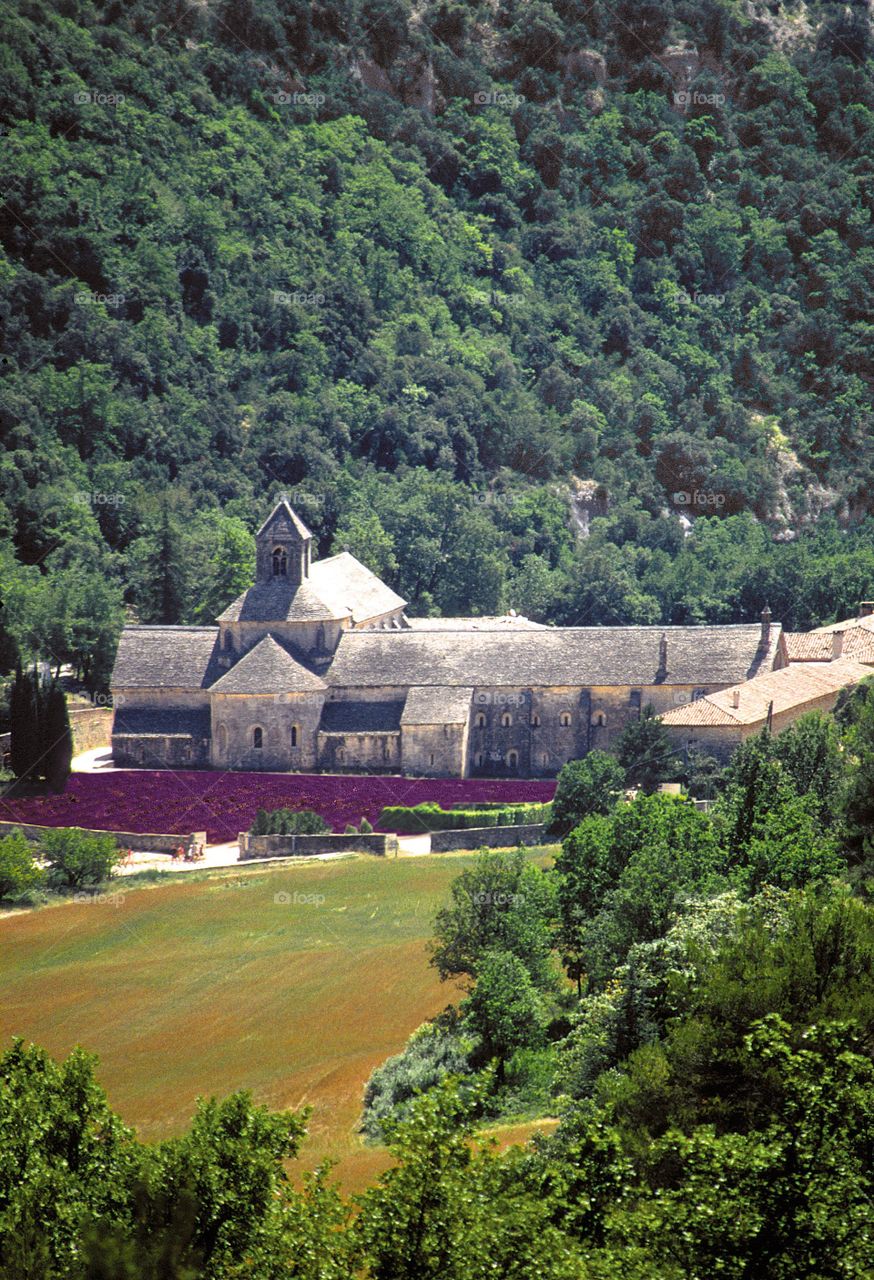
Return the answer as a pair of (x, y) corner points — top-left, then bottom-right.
(475, 712), (486, 728)
(531, 713), (541, 728)
(559, 711), (572, 727)
(501, 712), (512, 727)
(217, 724), (228, 754)
(223, 630), (233, 651)
(253, 727), (263, 749)
(429, 753), (435, 767)
(272, 546), (287, 577)
(541, 753), (549, 767)
(290, 725), (298, 748)
(507, 750), (519, 770)
(474, 752), (483, 768)
(591, 711), (607, 728)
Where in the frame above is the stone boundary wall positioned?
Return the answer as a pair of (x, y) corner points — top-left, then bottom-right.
(239, 831), (398, 859)
(429, 822), (548, 852)
(0, 820), (193, 853)
(69, 706), (113, 754)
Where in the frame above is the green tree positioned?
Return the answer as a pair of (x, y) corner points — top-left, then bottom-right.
(549, 752), (626, 837)
(461, 950), (547, 1082)
(615, 706), (680, 793)
(9, 665), (40, 783)
(0, 830), (44, 901)
(41, 828), (119, 890)
(41, 680), (73, 793)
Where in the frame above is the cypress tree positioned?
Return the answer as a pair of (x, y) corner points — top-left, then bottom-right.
(9, 666), (40, 782)
(43, 683), (73, 793)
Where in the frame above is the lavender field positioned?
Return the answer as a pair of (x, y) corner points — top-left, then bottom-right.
(1, 771), (556, 842)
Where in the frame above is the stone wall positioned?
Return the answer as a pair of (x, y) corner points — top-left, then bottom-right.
(429, 822), (548, 852)
(239, 830), (398, 858)
(68, 706), (113, 754)
(317, 731), (401, 772)
(112, 733), (210, 768)
(211, 690), (325, 771)
(0, 820), (194, 852)
(401, 721), (468, 777)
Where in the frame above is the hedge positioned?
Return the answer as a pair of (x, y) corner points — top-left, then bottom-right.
(376, 802), (551, 833)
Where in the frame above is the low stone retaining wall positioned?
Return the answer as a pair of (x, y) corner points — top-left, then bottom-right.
(239, 831), (398, 859)
(429, 822), (548, 852)
(0, 820), (196, 853)
(69, 706), (113, 754)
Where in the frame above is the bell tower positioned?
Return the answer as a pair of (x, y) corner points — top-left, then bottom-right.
(255, 497), (313, 588)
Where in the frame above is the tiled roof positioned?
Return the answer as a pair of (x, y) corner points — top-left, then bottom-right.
(660, 657), (871, 727)
(319, 700), (404, 732)
(812, 612), (874, 634)
(210, 635), (326, 694)
(216, 579), (348, 624)
(309, 552), (406, 623)
(112, 707), (211, 736)
(785, 627), (874, 665)
(112, 627), (222, 689)
(401, 686), (474, 724)
(326, 624), (781, 689)
(257, 499), (312, 541)
(405, 615), (546, 631)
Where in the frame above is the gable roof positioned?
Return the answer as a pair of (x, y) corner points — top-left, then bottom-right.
(257, 499), (312, 542)
(660, 657), (871, 728)
(309, 552), (406, 623)
(209, 635), (326, 694)
(112, 627), (223, 690)
(784, 626), (874, 665)
(326, 624), (782, 689)
(401, 686), (474, 724)
(811, 612), (874, 634)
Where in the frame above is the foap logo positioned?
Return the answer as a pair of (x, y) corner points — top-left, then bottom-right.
(75, 291), (125, 309)
(675, 287), (726, 308)
(272, 289), (325, 307)
(674, 90), (725, 108)
(73, 491), (126, 509)
(474, 691), (528, 707)
(273, 90), (326, 107)
(672, 491), (726, 508)
(473, 891), (525, 907)
(74, 890), (125, 907)
(274, 890), (326, 906)
(474, 89), (524, 108)
(88, 691), (123, 708)
(74, 89), (125, 106)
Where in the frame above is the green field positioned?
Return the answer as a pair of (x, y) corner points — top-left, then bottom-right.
(0, 852), (553, 1191)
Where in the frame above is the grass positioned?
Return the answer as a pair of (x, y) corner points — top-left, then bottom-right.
(0, 851), (555, 1192)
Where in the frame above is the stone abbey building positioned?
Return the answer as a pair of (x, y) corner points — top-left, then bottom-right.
(111, 499), (784, 777)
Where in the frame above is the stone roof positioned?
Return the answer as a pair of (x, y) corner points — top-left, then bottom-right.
(216, 579), (348, 624)
(112, 627), (223, 689)
(309, 552), (406, 623)
(257, 498), (312, 541)
(405, 615), (545, 631)
(660, 658), (871, 728)
(112, 707), (211, 737)
(326, 624), (781, 689)
(210, 635), (327, 695)
(785, 626), (874, 665)
(401, 686), (474, 724)
(319, 700), (404, 732)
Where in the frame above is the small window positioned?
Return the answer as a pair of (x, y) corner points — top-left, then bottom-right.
(429, 753), (435, 766)
(629, 690), (641, 709)
(217, 724), (228, 754)
(559, 711), (572, 728)
(223, 630), (233, 651)
(253, 727), (263, 749)
(507, 750), (519, 769)
(531, 714), (541, 727)
(541, 753), (549, 766)
(474, 752), (483, 767)
(692, 688), (707, 702)
(475, 712), (486, 728)
(272, 546), (287, 577)
(291, 725), (298, 748)
(501, 712), (512, 728)
(591, 711), (607, 728)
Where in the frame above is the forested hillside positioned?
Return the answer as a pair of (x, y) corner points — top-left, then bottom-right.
(2, 0), (874, 685)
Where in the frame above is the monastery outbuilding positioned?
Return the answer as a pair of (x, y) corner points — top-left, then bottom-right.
(111, 497), (789, 777)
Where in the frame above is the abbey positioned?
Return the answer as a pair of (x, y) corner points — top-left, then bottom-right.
(111, 498), (785, 777)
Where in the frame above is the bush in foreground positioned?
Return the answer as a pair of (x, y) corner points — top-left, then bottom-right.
(0, 830), (45, 902)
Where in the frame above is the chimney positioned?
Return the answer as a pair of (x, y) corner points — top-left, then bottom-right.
(760, 604), (772, 647)
(658, 633), (668, 675)
(731, 689), (741, 709)
(832, 630), (845, 660)
(859, 602), (874, 618)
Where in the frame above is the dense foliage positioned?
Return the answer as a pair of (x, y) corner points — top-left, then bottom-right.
(2, 0), (874, 687)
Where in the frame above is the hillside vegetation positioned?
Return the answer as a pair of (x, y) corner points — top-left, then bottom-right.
(2, 0), (874, 684)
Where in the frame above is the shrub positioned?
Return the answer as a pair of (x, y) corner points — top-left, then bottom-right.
(41, 828), (119, 890)
(361, 1016), (476, 1140)
(0, 830), (45, 902)
(358, 817), (373, 834)
(248, 808), (329, 836)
